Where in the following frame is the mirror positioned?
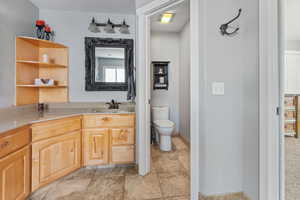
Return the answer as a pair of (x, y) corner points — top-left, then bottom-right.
(85, 37), (134, 91)
(95, 47), (125, 83)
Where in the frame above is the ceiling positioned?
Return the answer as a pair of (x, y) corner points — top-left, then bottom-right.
(286, 0), (300, 41)
(29, 0), (136, 14)
(150, 1), (189, 33)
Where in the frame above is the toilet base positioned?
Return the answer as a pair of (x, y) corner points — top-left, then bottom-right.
(160, 135), (172, 151)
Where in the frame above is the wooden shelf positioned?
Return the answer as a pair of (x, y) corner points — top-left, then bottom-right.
(16, 36), (69, 106)
(17, 36), (67, 48)
(16, 85), (67, 88)
(16, 60), (67, 68)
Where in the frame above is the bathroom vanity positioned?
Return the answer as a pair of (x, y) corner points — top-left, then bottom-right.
(0, 108), (135, 199)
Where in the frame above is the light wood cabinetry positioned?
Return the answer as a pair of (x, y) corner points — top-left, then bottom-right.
(31, 116), (81, 142)
(15, 36), (69, 105)
(31, 131), (81, 191)
(31, 116), (82, 191)
(0, 126), (31, 200)
(0, 146), (30, 200)
(111, 145), (135, 164)
(83, 114), (135, 165)
(0, 126), (30, 158)
(0, 113), (135, 197)
(83, 129), (109, 166)
(83, 114), (135, 128)
(111, 128), (135, 145)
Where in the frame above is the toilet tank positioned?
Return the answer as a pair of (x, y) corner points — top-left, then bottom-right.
(152, 106), (169, 121)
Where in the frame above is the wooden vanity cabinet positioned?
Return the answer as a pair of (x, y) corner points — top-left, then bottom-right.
(83, 114), (135, 165)
(31, 117), (82, 191)
(0, 126), (30, 200)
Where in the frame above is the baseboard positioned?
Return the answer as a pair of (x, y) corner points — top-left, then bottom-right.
(199, 192), (250, 200)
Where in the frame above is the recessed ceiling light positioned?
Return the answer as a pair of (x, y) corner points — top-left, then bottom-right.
(160, 13), (174, 24)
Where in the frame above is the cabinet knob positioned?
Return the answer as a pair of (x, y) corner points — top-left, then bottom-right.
(0, 141), (9, 149)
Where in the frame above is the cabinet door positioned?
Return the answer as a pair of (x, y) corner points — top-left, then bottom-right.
(83, 129), (109, 166)
(32, 131), (81, 191)
(111, 128), (135, 145)
(0, 146), (30, 200)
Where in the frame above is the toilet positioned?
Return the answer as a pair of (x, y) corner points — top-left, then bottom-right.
(152, 106), (175, 151)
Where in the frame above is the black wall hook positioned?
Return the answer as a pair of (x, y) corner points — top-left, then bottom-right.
(220, 9), (242, 36)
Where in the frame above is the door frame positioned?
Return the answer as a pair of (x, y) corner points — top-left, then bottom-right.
(259, 0), (284, 199)
(136, 0), (201, 199)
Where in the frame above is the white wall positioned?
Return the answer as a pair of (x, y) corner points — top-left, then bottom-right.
(0, 0), (38, 108)
(196, 0), (259, 199)
(150, 32), (180, 133)
(179, 22), (190, 141)
(286, 40), (300, 51)
(39, 9), (136, 102)
(135, 0), (155, 9)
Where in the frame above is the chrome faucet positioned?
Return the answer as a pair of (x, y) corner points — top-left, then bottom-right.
(106, 99), (121, 109)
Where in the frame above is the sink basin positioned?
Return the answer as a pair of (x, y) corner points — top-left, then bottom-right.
(90, 108), (107, 113)
(90, 107), (135, 113)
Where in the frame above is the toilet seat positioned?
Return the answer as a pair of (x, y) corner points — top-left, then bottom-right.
(154, 120), (174, 128)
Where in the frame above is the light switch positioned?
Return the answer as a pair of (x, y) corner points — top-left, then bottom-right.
(212, 82), (225, 95)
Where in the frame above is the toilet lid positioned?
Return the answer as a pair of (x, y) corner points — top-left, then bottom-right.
(154, 120), (175, 128)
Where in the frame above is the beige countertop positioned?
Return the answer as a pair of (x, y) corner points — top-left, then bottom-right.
(0, 103), (135, 135)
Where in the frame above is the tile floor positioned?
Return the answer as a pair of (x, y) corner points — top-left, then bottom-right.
(285, 137), (300, 200)
(28, 136), (190, 200)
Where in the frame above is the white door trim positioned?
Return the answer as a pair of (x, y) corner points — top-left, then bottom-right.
(136, 0), (200, 199)
(259, 0), (281, 199)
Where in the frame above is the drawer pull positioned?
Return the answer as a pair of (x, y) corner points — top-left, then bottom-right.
(0, 141), (10, 149)
(102, 117), (110, 121)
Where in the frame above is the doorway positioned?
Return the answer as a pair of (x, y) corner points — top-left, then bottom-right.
(136, 0), (200, 199)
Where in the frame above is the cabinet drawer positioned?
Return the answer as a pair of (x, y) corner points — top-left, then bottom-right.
(111, 128), (135, 145)
(0, 126), (30, 158)
(31, 116), (81, 142)
(83, 114), (135, 128)
(111, 145), (135, 164)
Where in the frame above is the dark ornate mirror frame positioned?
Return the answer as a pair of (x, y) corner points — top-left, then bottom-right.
(85, 37), (133, 91)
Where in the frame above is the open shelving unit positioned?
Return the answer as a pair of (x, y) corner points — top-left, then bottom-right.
(152, 61), (169, 90)
(284, 96), (299, 138)
(15, 36), (69, 106)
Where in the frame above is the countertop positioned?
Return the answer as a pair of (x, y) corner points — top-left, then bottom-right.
(0, 103), (135, 135)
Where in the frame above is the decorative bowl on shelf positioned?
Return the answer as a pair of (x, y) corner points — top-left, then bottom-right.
(34, 78), (55, 86)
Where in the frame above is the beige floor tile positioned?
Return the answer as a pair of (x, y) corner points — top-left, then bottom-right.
(44, 178), (91, 200)
(165, 196), (190, 200)
(62, 168), (96, 181)
(178, 150), (190, 172)
(152, 151), (185, 173)
(86, 176), (125, 200)
(286, 137), (300, 200)
(172, 137), (188, 151)
(125, 173), (162, 200)
(158, 171), (190, 198)
(28, 179), (60, 200)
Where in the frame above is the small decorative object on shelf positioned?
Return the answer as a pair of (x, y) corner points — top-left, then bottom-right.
(152, 61), (169, 90)
(44, 25), (52, 40)
(35, 20), (54, 40)
(35, 20), (45, 39)
(34, 78), (55, 86)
